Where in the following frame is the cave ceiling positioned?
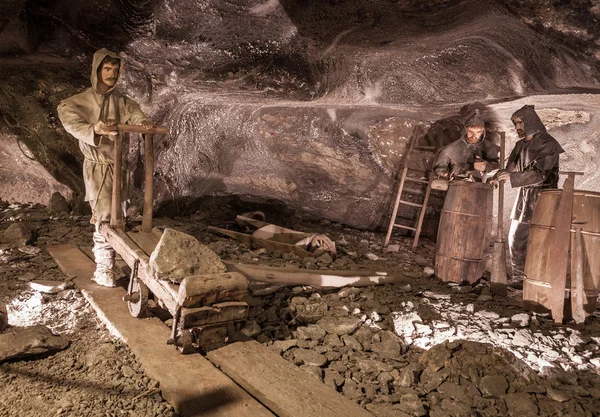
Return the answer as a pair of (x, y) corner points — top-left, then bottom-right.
(0, 0), (598, 229)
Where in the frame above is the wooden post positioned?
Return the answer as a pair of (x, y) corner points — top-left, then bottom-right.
(142, 133), (154, 233)
(110, 132), (124, 230)
(572, 223), (586, 324)
(497, 132), (505, 245)
(491, 132), (507, 296)
(547, 171), (584, 323)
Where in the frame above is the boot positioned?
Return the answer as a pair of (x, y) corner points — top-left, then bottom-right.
(92, 230), (116, 288)
(92, 269), (117, 287)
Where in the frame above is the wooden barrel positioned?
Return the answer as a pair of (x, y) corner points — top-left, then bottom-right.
(435, 182), (493, 284)
(524, 189), (600, 318)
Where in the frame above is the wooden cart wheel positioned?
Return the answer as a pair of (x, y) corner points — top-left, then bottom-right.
(127, 275), (148, 318)
(177, 329), (195, 354)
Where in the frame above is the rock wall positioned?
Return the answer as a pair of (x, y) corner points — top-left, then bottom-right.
(0, 0), (599, 230)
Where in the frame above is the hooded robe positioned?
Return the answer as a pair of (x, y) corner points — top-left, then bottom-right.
(506, 105), (564, 223)
(57, 48), (149, 204)
(433, 110), (500, 181)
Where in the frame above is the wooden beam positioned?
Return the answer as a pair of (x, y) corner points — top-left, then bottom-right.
(177, 273), (248, 308)
(208, 226), (314, 259)
(207, 340), (374, 417)
(142, 133), (154, 233)
(116, 124), (168, 135)
(181, 302), (248, 328)
(224, 262), (400, 288)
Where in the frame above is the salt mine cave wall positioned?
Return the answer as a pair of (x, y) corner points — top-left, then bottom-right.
(0, 0), (599, 234)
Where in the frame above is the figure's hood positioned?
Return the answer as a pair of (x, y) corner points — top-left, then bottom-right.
(511, 105), (546, 137)
(461, 109), (486, 145)
(91, 48), (121, 95)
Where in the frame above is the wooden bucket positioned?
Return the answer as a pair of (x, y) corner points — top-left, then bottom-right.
(435, 182), (493, 284)
(523, 189), (600, 318)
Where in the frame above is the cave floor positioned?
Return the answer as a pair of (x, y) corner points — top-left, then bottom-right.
(1, 201), (600, 417)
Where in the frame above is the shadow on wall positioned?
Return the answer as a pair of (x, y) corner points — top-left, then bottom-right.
(153, 194), (301, 228)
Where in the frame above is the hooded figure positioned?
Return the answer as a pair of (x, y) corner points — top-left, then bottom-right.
(57, 48), (151, 287)
(433, 110), (500, 181)
(497, 105), (564, 282)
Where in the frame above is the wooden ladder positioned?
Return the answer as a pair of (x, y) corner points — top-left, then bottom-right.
(384, 126), (439, 249)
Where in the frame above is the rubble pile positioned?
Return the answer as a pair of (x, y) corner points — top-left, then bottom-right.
(0, 202), (176, 417)
(241, 284), (600, 417)
(1, 201), (600, 416)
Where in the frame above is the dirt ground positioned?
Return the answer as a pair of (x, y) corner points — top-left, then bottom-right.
(1, 199), (600, 417)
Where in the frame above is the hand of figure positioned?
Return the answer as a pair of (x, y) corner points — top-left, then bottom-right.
(94, 120), (118, 137)
(496, 169), (511, 182)
(141, 120), (154, 130)
(474, 160), (487, 172)
(437, 172), (449, 179)
(489, 178), (499, 189)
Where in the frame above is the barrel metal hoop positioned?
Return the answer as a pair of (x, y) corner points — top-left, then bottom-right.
(524, 277), (599, 296)
(530, 224), (600, 238)
(435, 252), (484, 262)
(441, 209), (493, 218)
(523, 277), (551, 288)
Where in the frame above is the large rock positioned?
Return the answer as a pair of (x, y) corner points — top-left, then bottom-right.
(0, 133), (73, 206)
(316, 316), (362, 336)
(296, 325), (326, 342)
(149, 228), (227, 283)
(371, 330), (405, 360)
(47, 191), (70, 214)
(2, 222), (34, 247)
(293, 348), (328, 367)
(478, 375), (509, 398)
(0, 325), (69, 362)
(505, 393), (539, 416)
(295, 302), (328, 324)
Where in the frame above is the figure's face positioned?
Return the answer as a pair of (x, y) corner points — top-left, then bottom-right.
(465, 125), (484, 144)
(99, 62), (120, 88)
(513, 116), (526, 138)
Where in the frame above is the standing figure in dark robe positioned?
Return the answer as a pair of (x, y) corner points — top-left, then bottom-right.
(433, 110), (500, 182)
(496, 105), (565, 283)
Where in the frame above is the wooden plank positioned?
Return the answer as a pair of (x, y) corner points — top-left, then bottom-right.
(235, 215), (270, 229)
(207, 340), (374, 417)
(47, 245), (274, 417)
(48, 244), (96, 279)
(208, 226), (314, 259)
(547, 173), (582, 323)
(127, 229), (160, 257)
(250, 224), (311, 242)
(181, 302), (248, 328)
(178, 272), (248, 308)
(224, 262), (401, 288)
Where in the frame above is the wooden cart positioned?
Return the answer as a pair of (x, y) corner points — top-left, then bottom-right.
(99, 125), (249, 353)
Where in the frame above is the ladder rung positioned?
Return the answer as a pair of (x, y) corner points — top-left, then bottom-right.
(393, 224), (417, 231)
(405, 177), (429, 184)
(414, 146), (436, 151)
(399, 199), (424, 208)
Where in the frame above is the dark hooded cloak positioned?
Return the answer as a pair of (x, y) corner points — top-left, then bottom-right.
(506, 105), (565, 222)
(433, 110), (500, 181)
